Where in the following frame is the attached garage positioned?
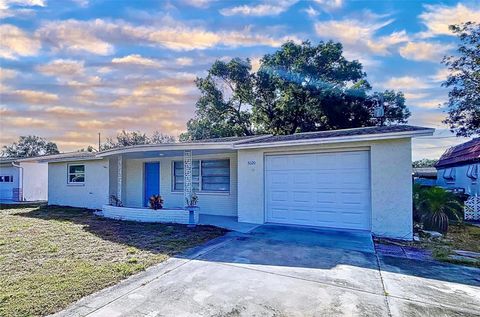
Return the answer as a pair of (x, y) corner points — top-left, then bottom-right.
(265, 150), (371, 230)
(236, 125), (435, 240)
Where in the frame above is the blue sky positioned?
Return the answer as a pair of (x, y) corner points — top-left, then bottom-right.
(0, 0), (479, 159)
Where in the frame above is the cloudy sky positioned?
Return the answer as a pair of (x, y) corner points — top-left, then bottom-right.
(0, 0), (479, 159)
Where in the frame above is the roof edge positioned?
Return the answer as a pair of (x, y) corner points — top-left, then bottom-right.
(233, 128), (434, 149)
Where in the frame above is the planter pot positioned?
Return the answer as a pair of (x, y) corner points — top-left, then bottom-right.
(186, 206), (200, 227)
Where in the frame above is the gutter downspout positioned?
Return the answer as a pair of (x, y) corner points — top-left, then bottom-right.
(11, 161), (24, 201)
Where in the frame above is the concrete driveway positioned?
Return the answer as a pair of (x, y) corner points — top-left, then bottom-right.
(55, 225), (480, 317)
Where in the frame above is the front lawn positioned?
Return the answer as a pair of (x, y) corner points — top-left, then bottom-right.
(425, 223), (480, 267)
(0, 204), (227, 317)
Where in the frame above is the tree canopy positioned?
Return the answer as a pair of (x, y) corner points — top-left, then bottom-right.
(181, 41), (410, 141)
(443, 22), (480, 137)
(101, 130), (175, 150)
(412, 158), (438, 168)
(2, 136), (59, 158)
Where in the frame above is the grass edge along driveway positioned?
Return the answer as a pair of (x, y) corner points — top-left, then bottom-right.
(0, 204), (227, 317)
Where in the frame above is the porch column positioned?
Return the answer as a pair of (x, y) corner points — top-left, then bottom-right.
(117, 155), (123, 202)
(183, 150), (192, 205)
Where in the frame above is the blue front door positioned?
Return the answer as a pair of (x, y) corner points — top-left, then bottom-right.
(144, 162), (160, 207)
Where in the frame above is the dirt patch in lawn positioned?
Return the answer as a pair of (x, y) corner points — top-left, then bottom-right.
(375, 223), (480, 268)
(0, 204), (227, 317)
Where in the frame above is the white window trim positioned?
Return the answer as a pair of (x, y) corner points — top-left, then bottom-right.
(171, 158), (230, 193)
(67, 163), (86, 185)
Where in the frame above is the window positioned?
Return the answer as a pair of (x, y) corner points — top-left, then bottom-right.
(467, 164), (478, 181)
(4, 176), (10, 182)
(173, 159), (230, 192)
(0, 176), (3, 182)
(201, 160), (230, 192)
(68, 164), (85, 183)
(443, 168), (455, 183)
(173, 160), (199, 191)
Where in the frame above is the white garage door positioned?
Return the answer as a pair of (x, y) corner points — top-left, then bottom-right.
(265, 150), (371, 230)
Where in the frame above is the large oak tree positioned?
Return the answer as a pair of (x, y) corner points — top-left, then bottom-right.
(443, 22), (480, 137)
(181, 41), (410, 140)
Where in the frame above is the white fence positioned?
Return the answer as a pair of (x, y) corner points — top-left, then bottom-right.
(464, 196), (480, 221)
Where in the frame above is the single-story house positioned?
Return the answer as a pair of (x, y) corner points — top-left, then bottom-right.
(0, 157), (48, 202)
(42, 125), (434, 240)
(436, 138), (480, 196)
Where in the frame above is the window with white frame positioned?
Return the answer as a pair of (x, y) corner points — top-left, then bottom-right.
(467, 164), (478, 181)
(173, 160), (200, 191)
(173, 159), (230, 192)
(68, 164), (85, 184)
(443, 167), (455, 183)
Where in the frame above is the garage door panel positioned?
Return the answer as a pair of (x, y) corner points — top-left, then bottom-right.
(270, 190), (289, 202)
(269, 171), (290, 185)
(293, 172), (313, 185)
(269, 207), (289, 220)
(291, 155), (316, 169)
(292, 191), (311, 203)
(266, 151), (371, 231)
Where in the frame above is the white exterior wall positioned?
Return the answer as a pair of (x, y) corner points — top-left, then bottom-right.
(20, 162), (48, 201)
(436, 164), (479, 196)
(237, 138), (413, 240)
(123, 152), (238, 217)
(0, 164), (20, 200)
(48, 159), (109, 209)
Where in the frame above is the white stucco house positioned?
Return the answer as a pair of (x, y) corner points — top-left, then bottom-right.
(0, 157), (48, 202)
(436, 138), (480, 196)
(42, 125), (434, 240)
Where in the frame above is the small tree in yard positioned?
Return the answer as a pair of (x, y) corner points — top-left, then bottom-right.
(417, 186), (463, 233)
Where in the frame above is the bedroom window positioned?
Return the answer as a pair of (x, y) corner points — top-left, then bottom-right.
(173, 159), (230, 192)
(68, 164), (85, 184)
(467, 164), (478, 181)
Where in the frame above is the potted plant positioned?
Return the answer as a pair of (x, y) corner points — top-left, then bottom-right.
(185, 192), (199, 227)
(109, 195), (123, 207)
(149, 195), (164, 210)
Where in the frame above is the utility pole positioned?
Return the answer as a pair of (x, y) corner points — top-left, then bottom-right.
(98, 133), (101, 152)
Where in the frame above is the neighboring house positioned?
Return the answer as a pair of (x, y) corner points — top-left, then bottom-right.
(0, 157), (48, 202)
(436, 138), (480, 196)
(413, 167), (437, 187)
(42, 125), (434, 240)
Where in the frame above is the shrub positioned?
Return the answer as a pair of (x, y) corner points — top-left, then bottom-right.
(416, 186), (463, 233)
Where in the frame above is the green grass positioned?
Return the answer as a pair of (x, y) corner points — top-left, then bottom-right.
(0, 204), (227, 317)
(423, 223), (480, 268)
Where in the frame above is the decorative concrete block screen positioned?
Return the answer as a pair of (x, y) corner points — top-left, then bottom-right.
(464, 196), (480, 221)
(100, 205), (199, 224)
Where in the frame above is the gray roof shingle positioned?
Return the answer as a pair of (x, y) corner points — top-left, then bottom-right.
(235, 125), (432, 145)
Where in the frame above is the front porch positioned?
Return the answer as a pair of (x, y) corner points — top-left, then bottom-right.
(98, 205), (259, 233)
(97, 144), (240, 223)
